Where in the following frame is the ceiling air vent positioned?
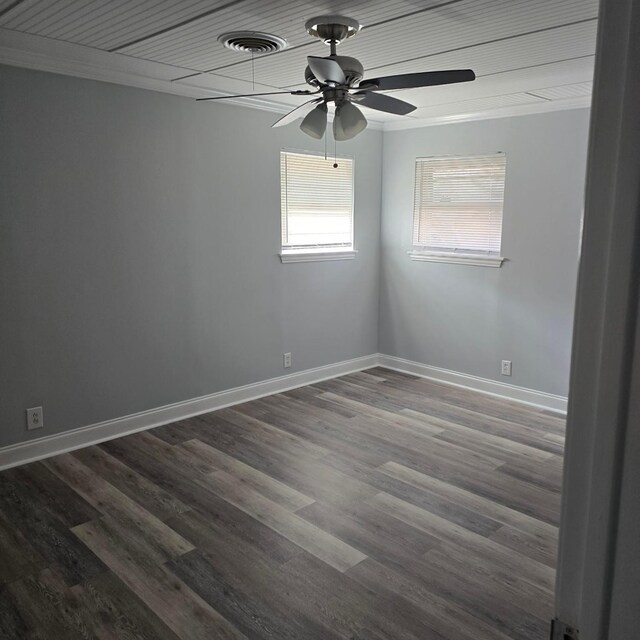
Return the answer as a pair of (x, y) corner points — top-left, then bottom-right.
(218, 31), (287, 54)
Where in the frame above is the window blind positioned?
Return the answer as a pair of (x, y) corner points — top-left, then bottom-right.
(281, 151), (354, 251)
(413, 153), (506, 255)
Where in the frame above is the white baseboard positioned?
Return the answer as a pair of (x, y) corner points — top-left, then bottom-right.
(377, 354), (568, 414)
(0, 352), (566, 471)
(0, 355), (378, 471)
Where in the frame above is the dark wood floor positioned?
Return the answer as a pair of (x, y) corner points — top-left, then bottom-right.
(0, 367), (564, 640)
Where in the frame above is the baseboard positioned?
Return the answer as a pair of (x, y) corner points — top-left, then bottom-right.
(0, 352), (567, 470)
(377, 354), (568, 414)
(0, 354), (378, 471)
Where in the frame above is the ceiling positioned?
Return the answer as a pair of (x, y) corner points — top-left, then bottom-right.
(0, 0), (598, 128)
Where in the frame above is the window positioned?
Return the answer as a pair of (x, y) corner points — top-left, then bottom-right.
(411, 153), (506, 267)
(280, 150), (356, 262)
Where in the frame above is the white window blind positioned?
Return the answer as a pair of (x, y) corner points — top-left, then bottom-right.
(412, 153), (506, 255)
(281, 150), (354, 251)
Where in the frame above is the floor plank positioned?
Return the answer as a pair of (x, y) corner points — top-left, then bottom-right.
(203, 468), (366, 572)
(72, 445), (191, 522)
(72, 517), (246, 640)
(179, 438), (315, 511)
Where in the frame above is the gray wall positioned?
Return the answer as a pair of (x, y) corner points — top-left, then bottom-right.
(0, 65), (382, 448)
(0, 63), (591, 451)
(379, 109), (590, 397)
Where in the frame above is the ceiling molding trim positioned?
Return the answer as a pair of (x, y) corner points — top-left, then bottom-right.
(0, 42), (386, 128)
(196, 93), (325, 119)
(382, 95), (592, 131)
(0, 43), (206, 98)
(0, 29), (386, 128)
(0, 28), (587, 133)
(0, 28), (204, 92)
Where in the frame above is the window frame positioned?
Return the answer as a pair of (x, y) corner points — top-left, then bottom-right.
(279, 148), (357, 263)
(409, 152), (507, 267)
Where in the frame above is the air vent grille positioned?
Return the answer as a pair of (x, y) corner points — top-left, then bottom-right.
(218, 31), (287, 54)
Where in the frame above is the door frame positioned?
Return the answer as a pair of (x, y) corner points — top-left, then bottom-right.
(554, 0), (640, 638)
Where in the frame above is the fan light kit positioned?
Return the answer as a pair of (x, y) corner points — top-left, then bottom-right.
(199, 16), (476, 141)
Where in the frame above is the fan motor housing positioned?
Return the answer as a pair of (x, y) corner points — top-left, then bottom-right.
(305, 55), (364, 87)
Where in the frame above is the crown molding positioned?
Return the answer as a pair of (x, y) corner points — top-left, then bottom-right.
(0, 28), (587, 131)
(0, 27), (201, 93)
(0, 28), (385, 129)
(382, 95), (592, 131)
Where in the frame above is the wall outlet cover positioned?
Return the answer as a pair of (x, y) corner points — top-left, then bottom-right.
(501, 360), (512, 376)
(283, 352), (292, 368)
(26, 406), (44, 430)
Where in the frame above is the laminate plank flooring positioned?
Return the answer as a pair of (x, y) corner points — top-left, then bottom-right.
(0, 367), (564, 639)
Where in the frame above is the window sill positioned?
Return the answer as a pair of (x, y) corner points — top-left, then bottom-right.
(409, 251), (505, 267)
(280, 250), (358, 263)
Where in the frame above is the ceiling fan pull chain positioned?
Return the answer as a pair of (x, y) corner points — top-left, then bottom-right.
(334, 137), (338, 169)
(251, 51), (255, 91)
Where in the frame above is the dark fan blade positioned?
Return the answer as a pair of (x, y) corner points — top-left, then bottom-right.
(272, 98), (323, 128)
(307, 56), (346, 85)
(352, 91), (416, 115)
(358, 69), (475, 92)
(197, 89), (317, 102)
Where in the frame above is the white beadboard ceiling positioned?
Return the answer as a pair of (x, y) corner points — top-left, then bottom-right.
(0, 0), (597, 127)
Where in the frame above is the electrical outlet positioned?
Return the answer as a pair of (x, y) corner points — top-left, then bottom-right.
(283, 352), (292, 369)
(26, 406), (44, 430)
(501, 360), (512, 376)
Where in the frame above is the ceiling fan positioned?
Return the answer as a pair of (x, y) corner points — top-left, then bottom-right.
(197, 15), (475, 141)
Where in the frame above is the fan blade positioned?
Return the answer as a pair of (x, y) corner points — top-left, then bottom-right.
(352, 91), (416, 115)
(272, 98), (323, 128)
(197, 90), (317, 102)
(307, 56), (346, 85)
(358, 69), (475, 92)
